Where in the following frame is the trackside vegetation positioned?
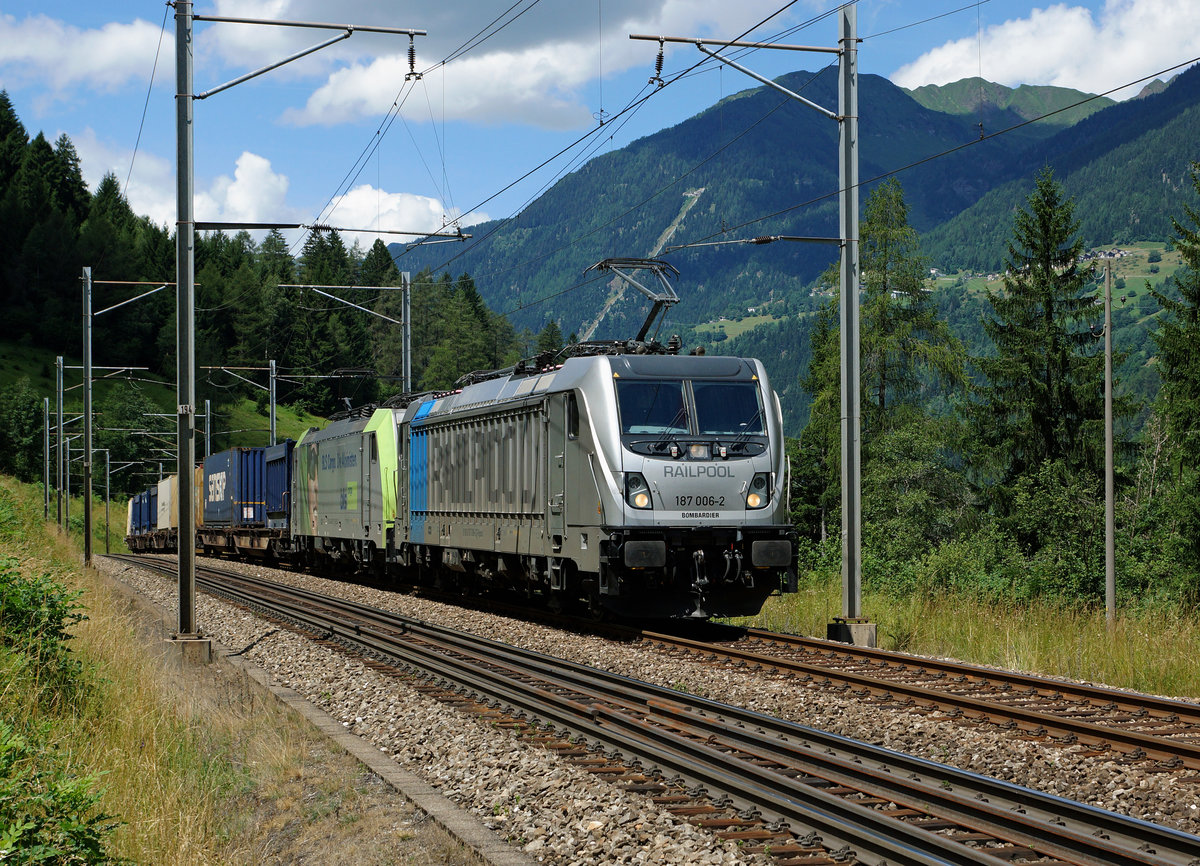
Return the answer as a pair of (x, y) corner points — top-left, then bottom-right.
(780, 167), (1200, 624)
(0, 477), (473, 865)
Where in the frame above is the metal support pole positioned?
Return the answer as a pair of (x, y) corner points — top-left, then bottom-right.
(43, 397), (50, 521)
(176, 0), (198, 637)
(105, 449), (111, 555)
(402, 272), (412, 393)
(205, 398), (211, 458)
(838, 6), (862, 620)
(269, 359), (277, 445)
(56, 356), (63, 526)
(65, 438), (70, 529)
(83, 267), (93, 566)
(631, 19), (866, 639)
(1104, 261), (1115, 624)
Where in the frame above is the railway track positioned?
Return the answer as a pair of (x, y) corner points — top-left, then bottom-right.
(108, 554), (1200, 866)
(345, 575), (1200, 773)
(640, 627), (1200, 771)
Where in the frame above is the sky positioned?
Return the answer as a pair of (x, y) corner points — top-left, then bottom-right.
(2, 0), (1199, 253)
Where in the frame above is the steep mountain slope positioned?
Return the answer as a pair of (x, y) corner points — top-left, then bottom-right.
(925, 63), (1200, 271)
(393, 68), (1068, 337)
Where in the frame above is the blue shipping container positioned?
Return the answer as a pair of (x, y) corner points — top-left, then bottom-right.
(130, 490), (146, 535)
(264, 440), (294, 528)
(203, 447), (267, 528)
(133, 486), (158, 536)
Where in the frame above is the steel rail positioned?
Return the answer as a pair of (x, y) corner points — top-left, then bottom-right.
(642, 629), (1200, 770)
(741, 628), (1200, 723)
(106, 556), (1200, 866)
(373, 616), (1200, 866)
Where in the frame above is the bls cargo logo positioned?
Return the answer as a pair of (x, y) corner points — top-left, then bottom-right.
(339, 482), (358, 511)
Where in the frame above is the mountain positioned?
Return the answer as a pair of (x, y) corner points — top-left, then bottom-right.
(924, 62), (1200, 271)
(904, 77), (1114, 128)
(393, 67), (1200, 340)
(392, 68), (1078, 338)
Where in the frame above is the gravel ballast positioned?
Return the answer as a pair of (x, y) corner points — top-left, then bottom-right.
(99, 555), (1200, 864)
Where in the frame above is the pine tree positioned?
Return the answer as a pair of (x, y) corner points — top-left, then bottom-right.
(359, 238), (399, 287)
(1149, 164), (1200, 580)
(858, 178), (964, 439)
(799, 180), (969, 556)
(971, 167), (1105, 492)
(50, 133), (90, 225)
(16, 131), (54, 221)
(258, 229), (295, 283)
(536, 320), (563, 355)
(0, 90), (29, 189)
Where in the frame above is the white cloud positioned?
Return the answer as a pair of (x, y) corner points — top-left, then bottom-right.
(72, 128), (175, 229)
(0, 13), (166, 96)
(892, 0), (1200, 98)
(220, 0), (814, 129)
(70, 132), (479, 253)
(196, 152), (292, 226)
(2, 2), (817, 130)
(284, 46), (595, 129)
(319, 184), (489, 251)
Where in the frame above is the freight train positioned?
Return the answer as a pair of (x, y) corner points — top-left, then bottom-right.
(126, 262), (797, 618)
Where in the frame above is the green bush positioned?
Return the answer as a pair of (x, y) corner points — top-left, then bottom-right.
(0, 718), (121, 864)
(0, 558), (85, 650)
(0, 558), (86, 690)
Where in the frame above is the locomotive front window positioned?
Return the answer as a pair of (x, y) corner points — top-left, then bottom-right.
(616, 380), (689, 435)
(693, 381), (764, 436)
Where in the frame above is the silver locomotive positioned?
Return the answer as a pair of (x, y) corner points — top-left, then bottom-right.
(394, 349), (797, 618)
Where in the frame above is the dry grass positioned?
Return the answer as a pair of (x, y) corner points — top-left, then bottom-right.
(747, 577), (1200, 699)
(1, 476), (475, 865)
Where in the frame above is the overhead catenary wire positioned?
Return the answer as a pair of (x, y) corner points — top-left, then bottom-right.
(295, 0), (549, 256)
(124, 3), (171, 199)
(303, 0), (831, 277)
(396, 1), (834, 280)
(463, 52), (1200, 321)
(675, 54), (1200, 249)
(400, 0), (1038, 306)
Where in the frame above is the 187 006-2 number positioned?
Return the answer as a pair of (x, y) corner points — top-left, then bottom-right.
(675, 495), (725, 508)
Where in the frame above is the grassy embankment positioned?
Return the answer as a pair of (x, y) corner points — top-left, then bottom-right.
(0, 475), (468, 864)
(743, 577), (1199, 700)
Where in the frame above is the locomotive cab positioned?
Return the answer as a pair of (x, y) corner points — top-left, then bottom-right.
(596, 355), (796, 618)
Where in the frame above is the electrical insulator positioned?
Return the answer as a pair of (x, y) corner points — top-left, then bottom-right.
(649, 40), (665, 88)
(405, 36), (422, 81)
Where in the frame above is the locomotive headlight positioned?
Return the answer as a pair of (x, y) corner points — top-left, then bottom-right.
(746, 472), (771, 509)
(625, 473), (653, 509)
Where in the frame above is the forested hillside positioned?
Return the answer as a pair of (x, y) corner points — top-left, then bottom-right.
(0, 91), (545, 495)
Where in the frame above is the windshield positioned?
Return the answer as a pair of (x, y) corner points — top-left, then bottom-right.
(693, 381), (764, 436)
(616, 380), (688, 435)
(616, 378), (764, 437)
